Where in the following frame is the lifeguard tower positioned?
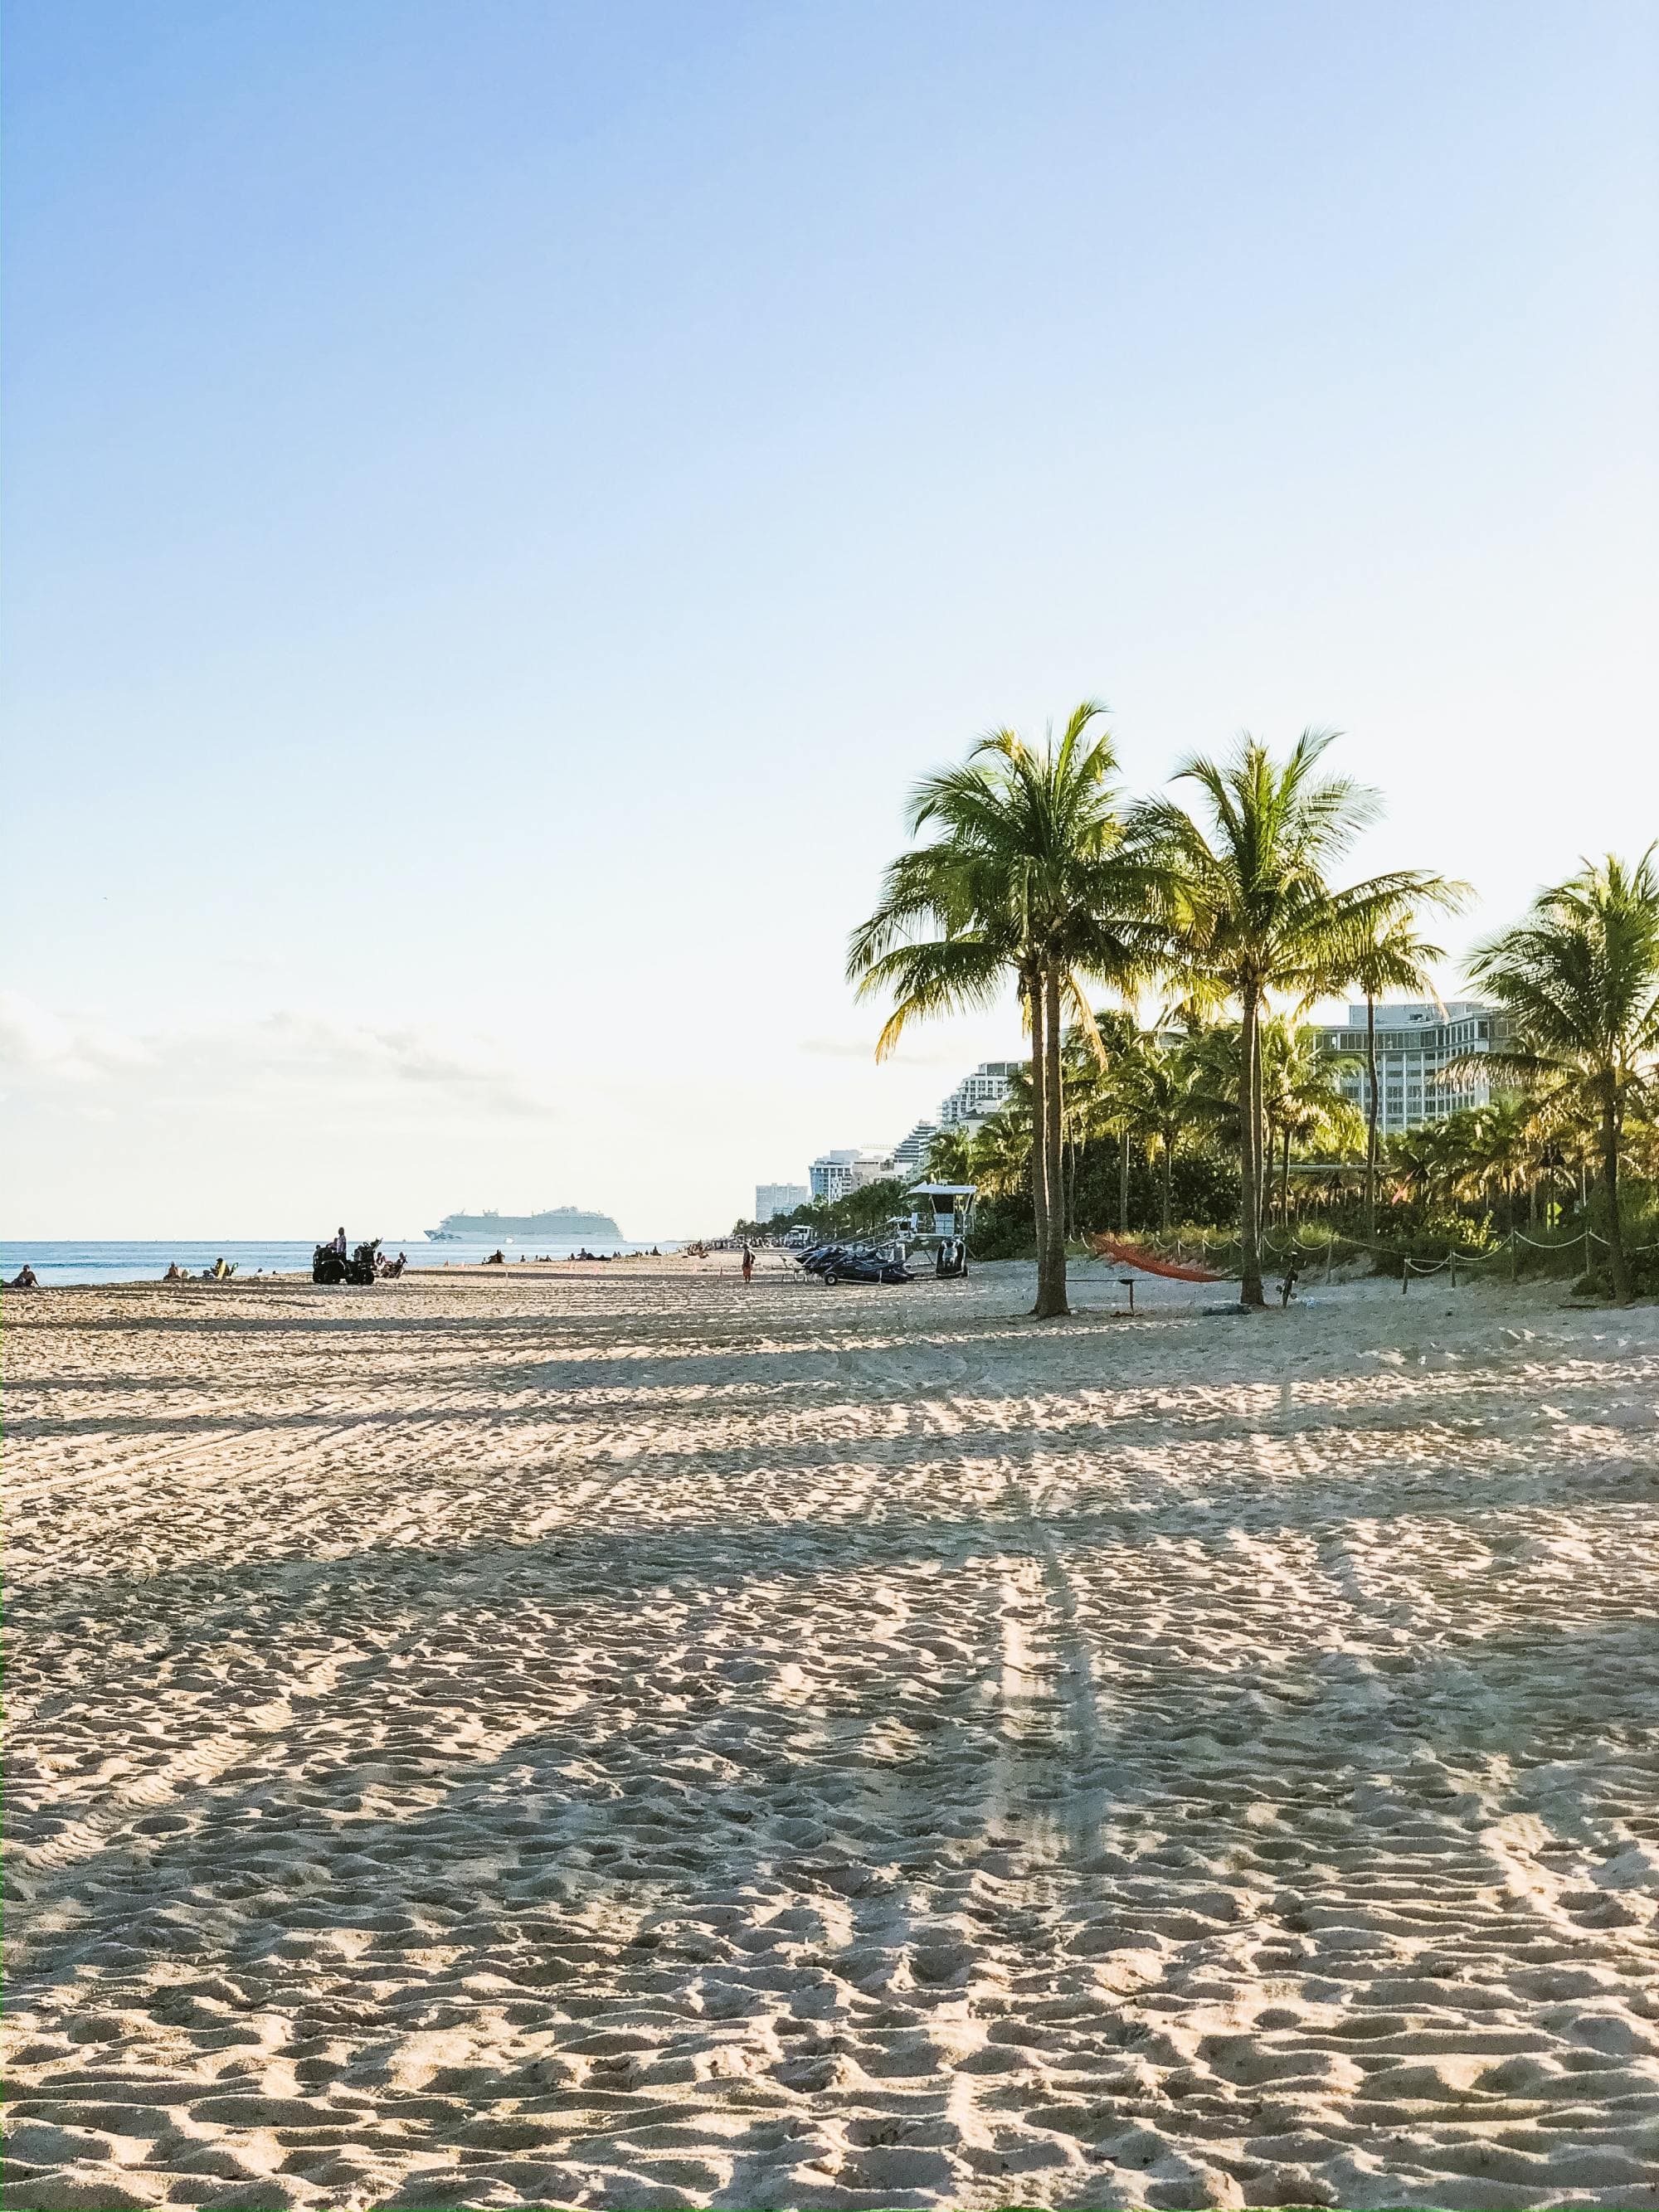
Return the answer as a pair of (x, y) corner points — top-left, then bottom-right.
(905, 1183), (976, 1277)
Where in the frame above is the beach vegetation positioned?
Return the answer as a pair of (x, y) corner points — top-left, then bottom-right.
(848, 703), (1156, 1318)
(1465, 850), (1659, 1303)
(1130, 730), (1457, 1304)
(848, 726), (1654, 1300)
(1343, 912), (1456, 1235)
(735, 1177), (911, 1245)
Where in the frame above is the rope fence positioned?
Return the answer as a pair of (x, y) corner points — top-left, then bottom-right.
(1165, 1219), (1658, 1293)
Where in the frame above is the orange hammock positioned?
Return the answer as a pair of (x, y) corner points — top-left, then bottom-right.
(1087, 1233), (1223, 1282)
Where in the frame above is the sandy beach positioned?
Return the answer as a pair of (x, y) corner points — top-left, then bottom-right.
(6, 1256), (1658, 2210)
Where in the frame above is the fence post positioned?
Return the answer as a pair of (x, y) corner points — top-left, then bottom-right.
(1402, 1262), (1409, 1296)
(1510, 1230), (1517, 1282)
(1449, 1256), (1457, 1290)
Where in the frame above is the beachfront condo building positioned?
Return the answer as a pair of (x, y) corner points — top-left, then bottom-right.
(1316, 1001), (1505, 1136)
(938, 1061), (1021, 1130)
(893, 1121), (939, 1175)
(755, 1183), (810, 1222)
(809, 1148), (898, 1200)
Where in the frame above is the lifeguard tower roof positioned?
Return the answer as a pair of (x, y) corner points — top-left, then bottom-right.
(907, 1183), (976, 1198)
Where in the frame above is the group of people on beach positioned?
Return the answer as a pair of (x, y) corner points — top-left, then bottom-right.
(482, 1247), (663, 1265)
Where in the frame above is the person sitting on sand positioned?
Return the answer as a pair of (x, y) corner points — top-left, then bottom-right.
(486, 1248), (505, 1264)
(163, 1262), (184, 1282)
(7, 1263), (40, 1290)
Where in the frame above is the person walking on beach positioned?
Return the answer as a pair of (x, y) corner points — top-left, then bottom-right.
(741, 1245), (755, 1286)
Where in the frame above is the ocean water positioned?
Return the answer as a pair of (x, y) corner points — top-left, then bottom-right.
(0, 1237), (678, 1289)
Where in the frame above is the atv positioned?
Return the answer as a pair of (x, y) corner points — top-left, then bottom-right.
(313, 1238), (382, 1286)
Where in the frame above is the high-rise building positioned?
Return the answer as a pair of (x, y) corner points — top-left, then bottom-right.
(808, 1148), (898, 1200)
(754, 1183), (810, 1222)
(938, 1061), (1020, 1129)
(892, 1121), (938, 1176)
(1316, 1002), (1506, 1136)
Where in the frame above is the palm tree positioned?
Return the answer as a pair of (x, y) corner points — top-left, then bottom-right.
(1053, 1009), (1139, 1237)
(1133, 730), (1448, 1305)
(970, 1104), (1035, 1200)
(1345, 910), (1463, 1236)
(1467, 850), (1659, 1301)
(1111, 1032), (1219, 1234)
(922, 1126), (977, 1188)
(1386, 1118), (1463, 1212)
(1451, 1096), (1537, 1230)
(849, 703), (1154, 1316)
(1259, 1021), (1362, 1228)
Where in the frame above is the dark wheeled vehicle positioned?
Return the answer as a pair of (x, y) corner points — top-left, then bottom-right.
(313, 1238), (381, 1286)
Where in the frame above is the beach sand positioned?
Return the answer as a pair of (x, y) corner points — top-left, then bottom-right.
(6, 1257), (1658, 2210)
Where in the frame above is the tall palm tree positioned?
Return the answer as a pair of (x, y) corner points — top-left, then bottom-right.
(849, 703), (1153, 1316)
(1345, 910), (1463, 1235)
(1467, 850), (1659, 1302)
(1133, 730), (1447, 1305)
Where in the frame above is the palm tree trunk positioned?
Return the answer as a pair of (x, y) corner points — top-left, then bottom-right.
(1364, 992), (1379, 1238)
(1027, 974), (1049, 1311)
(1036, 967), (1069, 1316)
(1118, 1127), (1130, 1234)
(1161, 1139), (1173, 1235)
(1281, 1126), (1292, 1228)
(1602, 1093), (1630, 1303)
(1239, 982), (1265, 1305)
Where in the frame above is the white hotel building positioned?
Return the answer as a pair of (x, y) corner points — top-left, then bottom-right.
(754, 1183), (810, 1222)
(937, 1061), (1021, 1130)
(807, 1148), (898, 1201)
(1316, 1001), (1504, 1136)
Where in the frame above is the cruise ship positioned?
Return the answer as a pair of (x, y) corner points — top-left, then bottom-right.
(426, 1206), (624, 1242)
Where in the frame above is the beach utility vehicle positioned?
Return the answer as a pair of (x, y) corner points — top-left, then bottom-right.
(313, 1238), (382, 1286)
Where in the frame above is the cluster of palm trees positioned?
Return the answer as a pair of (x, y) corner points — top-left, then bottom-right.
(1385, 1099), (1564, 1227)
(849, 705), (1659, 1310)
(924, 1013), (1358, 1247)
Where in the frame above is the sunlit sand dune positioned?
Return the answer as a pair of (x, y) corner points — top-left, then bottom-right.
(6, 1260), (1657, 2210)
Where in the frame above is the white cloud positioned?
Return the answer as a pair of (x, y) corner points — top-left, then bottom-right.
(247, 1014), (547, 1117)
(798, 1030), (967, 1067)
(0, 996), (547, 1121)
(0, 991), (148, 1083)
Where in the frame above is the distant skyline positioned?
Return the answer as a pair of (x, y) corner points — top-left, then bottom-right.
(5, 1), (1656, 1235)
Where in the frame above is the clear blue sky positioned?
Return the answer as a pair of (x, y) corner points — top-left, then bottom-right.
(5, 0), (1656, 1236)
